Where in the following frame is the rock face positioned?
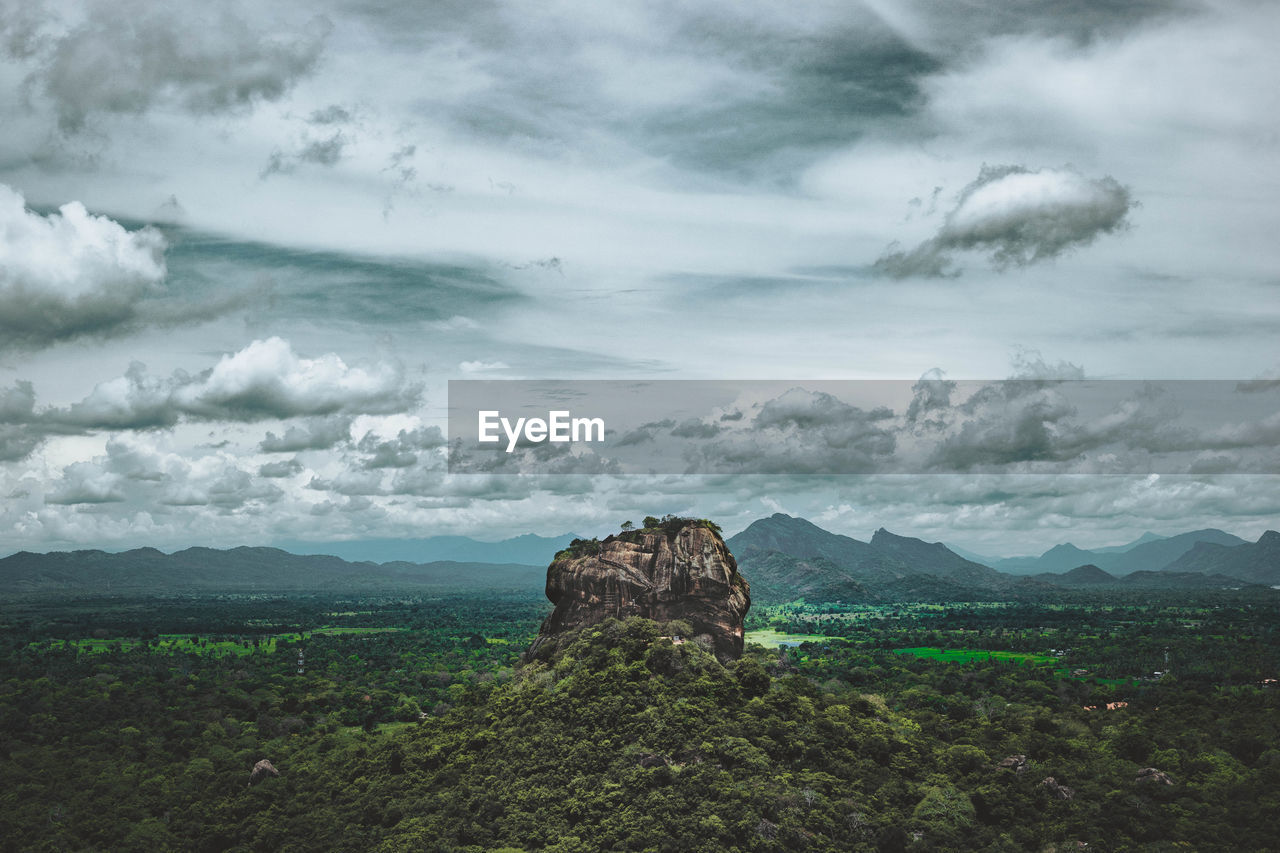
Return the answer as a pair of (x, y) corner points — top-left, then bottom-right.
(248, 759), (279, 786)
(526, 522), (751, 663)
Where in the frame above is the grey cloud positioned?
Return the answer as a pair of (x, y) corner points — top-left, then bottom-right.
(875, 165), (1134, 278)
(308, 104), (353, 125)
(905, 369), (955, 427)
(669, 418), (721, 439)
(0, 425), (43, 462)
(260, 416), (354, 453)
(258, 458), (303, 478)
(6, 0), (330, 132)
(358, 427), (445, 469)
(261, 132), (348, 178)
(45, 461), (125, 505)
(616, 419), (676, 447)
(161, 467), (283, 509)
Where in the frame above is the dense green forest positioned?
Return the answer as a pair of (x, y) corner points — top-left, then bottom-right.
(2, 590), (1278, 851)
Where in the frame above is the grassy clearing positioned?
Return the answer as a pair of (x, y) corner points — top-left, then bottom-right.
(746, 629), (832, 648)
(894, 647), (1057, 666)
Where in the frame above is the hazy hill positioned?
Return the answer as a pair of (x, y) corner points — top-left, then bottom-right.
(0, 547), (543, 596)
(1098, 529), (1248, 575)
(1031, 564), (1117, 587)
(993, 529), (1245, 575)
(273, 532), (579, 565)
(1160, 531), (1280, 585)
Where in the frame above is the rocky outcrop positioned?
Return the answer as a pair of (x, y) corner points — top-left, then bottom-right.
(248, 759), (279, 786)
(526, 521), (750, 663)
(997, 754), (1029, 773)
(1135, 767), (1174, 785)
(1040, 777), (1075, 800)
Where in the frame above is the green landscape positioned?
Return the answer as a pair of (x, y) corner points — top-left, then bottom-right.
(3, 584), (1278, 851)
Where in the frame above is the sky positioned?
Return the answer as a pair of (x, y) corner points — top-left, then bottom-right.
(0, 0), (1278, 558)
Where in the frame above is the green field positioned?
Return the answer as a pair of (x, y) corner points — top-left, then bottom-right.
(894, 646), (1057, 665)
(32, 625), (405, 657)
(745, 629), (831, 648)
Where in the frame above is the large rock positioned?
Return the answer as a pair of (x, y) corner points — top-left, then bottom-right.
(248, 759), (279, 786)
(526, 521), (751, 663)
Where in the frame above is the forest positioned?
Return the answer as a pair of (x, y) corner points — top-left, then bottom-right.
(1, 588), (1278, 851)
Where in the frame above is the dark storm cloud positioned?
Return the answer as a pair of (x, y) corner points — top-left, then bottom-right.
(2, 0), (330, 132)
(875, 165), (1135, 278)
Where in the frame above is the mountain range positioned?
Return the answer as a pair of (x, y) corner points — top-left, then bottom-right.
(726, 514), (1276, 603)
(984, 529), (1247, 575)
(3, 515), (1274, 599)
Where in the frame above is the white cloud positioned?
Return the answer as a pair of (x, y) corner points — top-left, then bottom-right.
(0, 183), (167, 347)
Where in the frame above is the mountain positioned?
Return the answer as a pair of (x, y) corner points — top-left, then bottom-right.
(726, 514), (909, 581)
(273, 533), (580, 565)
(995, 543), (1098, 575)
(0, 546), (543, 596)
(1097, 529), (1247, 575)
(1032, 564), (1117, 586)
(868, 528), (1007, 587)
(992, 529), (1245, 575)
(1090, 531), (1165, 554)
(526, 520), (751, 663)
(1160, 531), (1280, 585)
(730, 551), (871, 603)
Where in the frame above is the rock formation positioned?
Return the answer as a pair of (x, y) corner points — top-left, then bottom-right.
(1135, 767), (1174, 785)
(248, 759), (279, 786)
(526, 519), (751, 663)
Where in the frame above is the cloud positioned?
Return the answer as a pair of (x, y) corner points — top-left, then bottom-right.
(4, 0), (330, 132)
(357, 426), (445, 469)
(260, 131), (349, 178)
(258, 458), (303, 478)
(259, 416), (354, 453)
(875, 165), (1134, 277)
(0, 184), (167, 347)
(49, 337), (417, 430)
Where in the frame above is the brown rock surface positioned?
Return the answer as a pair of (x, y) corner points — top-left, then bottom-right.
(248, 759), (279, 786)
(526, 521), (751, 663)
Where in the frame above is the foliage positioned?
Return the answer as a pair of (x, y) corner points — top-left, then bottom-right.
(0, 590), (1278, 850)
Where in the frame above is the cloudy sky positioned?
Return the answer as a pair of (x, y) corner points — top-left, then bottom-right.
(1, 0), (1277, 558)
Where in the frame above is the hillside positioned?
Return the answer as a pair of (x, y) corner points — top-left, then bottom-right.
(1161, 531), (1280, 585)
(0, 547), (543, 596)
